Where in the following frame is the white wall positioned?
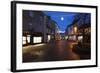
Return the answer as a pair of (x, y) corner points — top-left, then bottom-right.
(0, 0), (99, 73)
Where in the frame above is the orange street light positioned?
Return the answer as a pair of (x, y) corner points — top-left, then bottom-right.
(74, 26), (77, 33)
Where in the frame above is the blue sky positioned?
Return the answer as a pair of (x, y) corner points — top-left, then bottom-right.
(44, 11), (77, 33)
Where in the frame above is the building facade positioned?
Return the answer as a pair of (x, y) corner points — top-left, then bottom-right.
(65, 13), (91, 43)
(23, 10), (57, 46)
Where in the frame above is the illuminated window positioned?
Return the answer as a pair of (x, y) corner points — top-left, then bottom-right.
(69, 36), (72, 40)
(78, 36), (83, 41)
(69, 36), (76, 40)
(65, 36), (68, 40)
(73, 35), (76, 40)
(48, 35), (51, 42)
(27, 35), (30, 43)
(23, 36), (26, 45)
(33, 37), (42, 43)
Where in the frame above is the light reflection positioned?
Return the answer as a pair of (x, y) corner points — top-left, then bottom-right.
(33, 43), (45, 47)
(23, 43), (45, 49)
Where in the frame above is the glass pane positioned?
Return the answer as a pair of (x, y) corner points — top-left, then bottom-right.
(27, 35), (30, 43)
(33, 37), (42, 43)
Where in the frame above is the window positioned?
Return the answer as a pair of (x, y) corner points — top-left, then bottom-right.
(69, 35), (76, 40)
(78, 36), (83, 41)
(65, 36), (68, 40)
(48, 35), (51, 42)
(73, 35), (76, 40)
(33, 37), (42, 43)
(27, 35), (30, 43)
(23, 36), (26, 45)
(74, 26), (77, 33)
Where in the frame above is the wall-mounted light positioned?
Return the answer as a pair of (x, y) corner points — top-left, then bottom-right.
(74, 26), (77, 33)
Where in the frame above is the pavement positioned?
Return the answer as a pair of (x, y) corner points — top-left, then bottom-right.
(22, 40), (80, 62)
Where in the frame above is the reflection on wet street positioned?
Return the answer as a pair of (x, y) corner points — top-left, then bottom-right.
(44, 40), (80, 61)
(23, 40), (80, 62)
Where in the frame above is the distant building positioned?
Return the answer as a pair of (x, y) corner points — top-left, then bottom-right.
(23, 10), (57, 46)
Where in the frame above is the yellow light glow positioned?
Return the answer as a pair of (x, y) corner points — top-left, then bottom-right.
(74, 26), (77, 33)
(33, 43), (45, 47)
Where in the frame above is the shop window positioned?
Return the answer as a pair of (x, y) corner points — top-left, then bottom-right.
(78, 36), (83, 41)
(33, 37), (42, 43)
(27, 35), (30, 43)
(48, 35), (51, 42)
(65, 36), (68, 40)
(23, 36), (26, 45)
(73, 35), (76, 40)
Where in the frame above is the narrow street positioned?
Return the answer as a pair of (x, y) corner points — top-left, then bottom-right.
(23, 40), (80, 62)
(22, 10), (91, 63)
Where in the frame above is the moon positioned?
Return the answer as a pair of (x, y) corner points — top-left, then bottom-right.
(61, 17), (64, 21)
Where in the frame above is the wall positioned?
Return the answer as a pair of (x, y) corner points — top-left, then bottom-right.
(0, 0), (99, 73)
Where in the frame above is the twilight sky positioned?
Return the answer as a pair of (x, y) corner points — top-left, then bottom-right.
(44, 11), (77, 33)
